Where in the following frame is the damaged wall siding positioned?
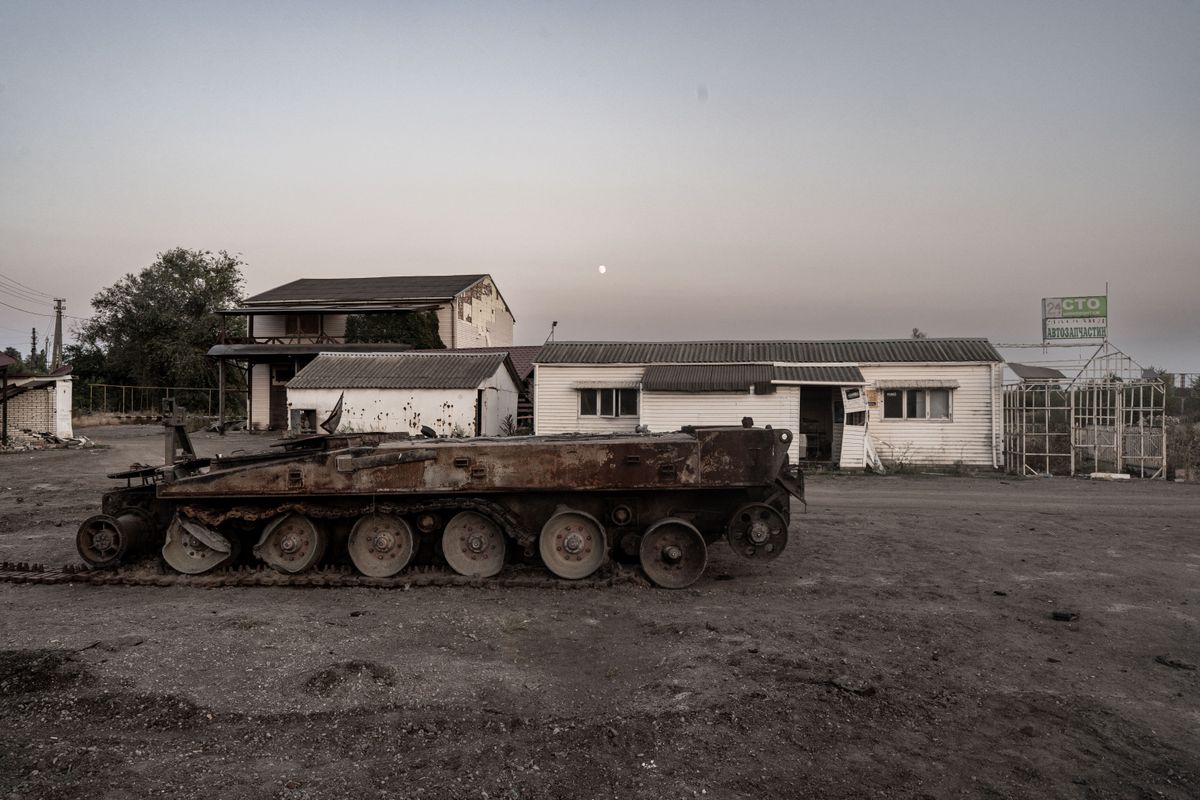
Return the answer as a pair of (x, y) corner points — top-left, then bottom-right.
(287, 369), (519, 437)
(451, 277), (514, 348)
(859, 363), (998, 467)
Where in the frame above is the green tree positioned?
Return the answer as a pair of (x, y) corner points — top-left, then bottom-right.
(344, 311), (445, 349)
(61, 334), (109, 383)
(76, 248), (246, 387)
(3, 346), (27, 373)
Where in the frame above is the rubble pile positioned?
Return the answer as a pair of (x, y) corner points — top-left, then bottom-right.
(0, 429), (93, 452)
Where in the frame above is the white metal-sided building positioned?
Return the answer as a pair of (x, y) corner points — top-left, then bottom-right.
(532, 339), (1004, 468)
(286, 351), (520, 437)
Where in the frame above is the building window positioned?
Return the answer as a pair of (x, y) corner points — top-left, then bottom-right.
(579, 388), (638, 418)
(285, 314), (321, 336)
(271, 365), (295, 386)
(882, 388), (952, 420)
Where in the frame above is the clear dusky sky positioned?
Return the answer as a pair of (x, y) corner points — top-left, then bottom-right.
(1, 2), (1197, 369)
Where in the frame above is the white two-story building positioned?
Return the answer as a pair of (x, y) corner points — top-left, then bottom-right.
(209, 274), (515, 430)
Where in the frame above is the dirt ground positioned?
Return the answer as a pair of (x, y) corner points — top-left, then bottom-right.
(1, 425), (1197, 799)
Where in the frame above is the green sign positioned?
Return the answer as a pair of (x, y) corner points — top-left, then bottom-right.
(1042, 296), (1107, 341)
(1043, 296), (1106, 319)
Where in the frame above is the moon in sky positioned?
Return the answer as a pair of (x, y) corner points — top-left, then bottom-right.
(598, 265), (607, 274)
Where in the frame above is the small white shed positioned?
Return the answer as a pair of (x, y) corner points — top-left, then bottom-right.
(286, 351), (520, 436)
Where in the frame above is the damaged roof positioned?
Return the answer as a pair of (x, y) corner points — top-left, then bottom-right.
(288, 351), (519, 391)
(1007, 363), (1067, 380)
(245, 275), (489, 305)
(536, 339), (1003, 365)
(772, 366), (866, 384)
(407, 345), (542, 381)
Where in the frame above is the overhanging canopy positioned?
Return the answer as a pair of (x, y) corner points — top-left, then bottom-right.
(642, 364), (774, 393)
(772, 366), (866, 385)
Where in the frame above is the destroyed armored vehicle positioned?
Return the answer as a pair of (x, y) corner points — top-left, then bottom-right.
(76, 408), (801, 588)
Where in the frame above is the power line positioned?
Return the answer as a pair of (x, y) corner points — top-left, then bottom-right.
(0, 271), (53, 298)
(0, 299), (49, 316)
(0, 284), (51, 305)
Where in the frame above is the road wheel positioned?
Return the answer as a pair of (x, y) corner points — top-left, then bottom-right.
(639, 518), (707, 589)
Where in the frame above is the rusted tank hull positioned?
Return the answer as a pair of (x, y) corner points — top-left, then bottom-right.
(158, 428), (791, 499)
(80, 427), (801, 588)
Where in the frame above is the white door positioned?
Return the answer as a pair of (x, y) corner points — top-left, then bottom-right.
(838, 386), (868, 469)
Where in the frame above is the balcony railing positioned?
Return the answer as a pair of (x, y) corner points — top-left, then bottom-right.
(217, 334), (345, 345)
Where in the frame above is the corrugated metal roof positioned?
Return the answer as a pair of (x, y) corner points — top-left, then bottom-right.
(1, 378), (56, 400)
(408, 345), (542, 381)
(772, 366), (866, 384)
(1007, 363), (1066, 380)
(643, 364), (774, 392)
(218, 303), (442, 315)
(288, 352), (514, 390)
(245, 275), (487, 304)
(535, 339), (1002, 365)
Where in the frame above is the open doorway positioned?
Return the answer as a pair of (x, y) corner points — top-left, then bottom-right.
(798, 386), (835, 461)
(797, 384), (869, 466)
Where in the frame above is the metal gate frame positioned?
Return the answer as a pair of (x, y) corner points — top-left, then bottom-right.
(1003, 343), (1166, 478)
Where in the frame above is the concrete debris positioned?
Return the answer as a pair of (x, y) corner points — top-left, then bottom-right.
(1, 430), (93, 452)
(206, 418), (247, 433)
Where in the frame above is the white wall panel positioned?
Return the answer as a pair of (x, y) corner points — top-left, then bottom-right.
(286, 365), (517, 436)
(250, 363), (271, 430)
(323, 314), (347, 340)
(435, 304), (454, 347)
(641, 388), (801, 462)
(533, 365), (644, 434)
(860, 364), (997, 466)
(253, 315), (285, 338)
(287, 387), (476, 435)
(55, 378), (73, 437)
(479, 365), (520, 435)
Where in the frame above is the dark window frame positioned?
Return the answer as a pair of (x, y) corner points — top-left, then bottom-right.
(881, 388), (953, 420)
(579, 388), (639, 418)
(285, 314), (321, 336)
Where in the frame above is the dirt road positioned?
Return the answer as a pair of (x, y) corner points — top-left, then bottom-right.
(1, 425), (1197, 799)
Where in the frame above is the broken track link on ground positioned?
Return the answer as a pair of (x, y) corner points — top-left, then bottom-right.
(0, 560), (646, 590)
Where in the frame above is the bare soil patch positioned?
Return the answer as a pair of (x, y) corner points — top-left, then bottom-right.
(1, 425), (1197, 798)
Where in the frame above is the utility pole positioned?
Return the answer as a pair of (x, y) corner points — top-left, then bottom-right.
(52, 299), (64, 369)
(30, 327), (37, 368)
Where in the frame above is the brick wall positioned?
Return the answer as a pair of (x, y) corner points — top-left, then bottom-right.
(5, 385), (55, 432)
